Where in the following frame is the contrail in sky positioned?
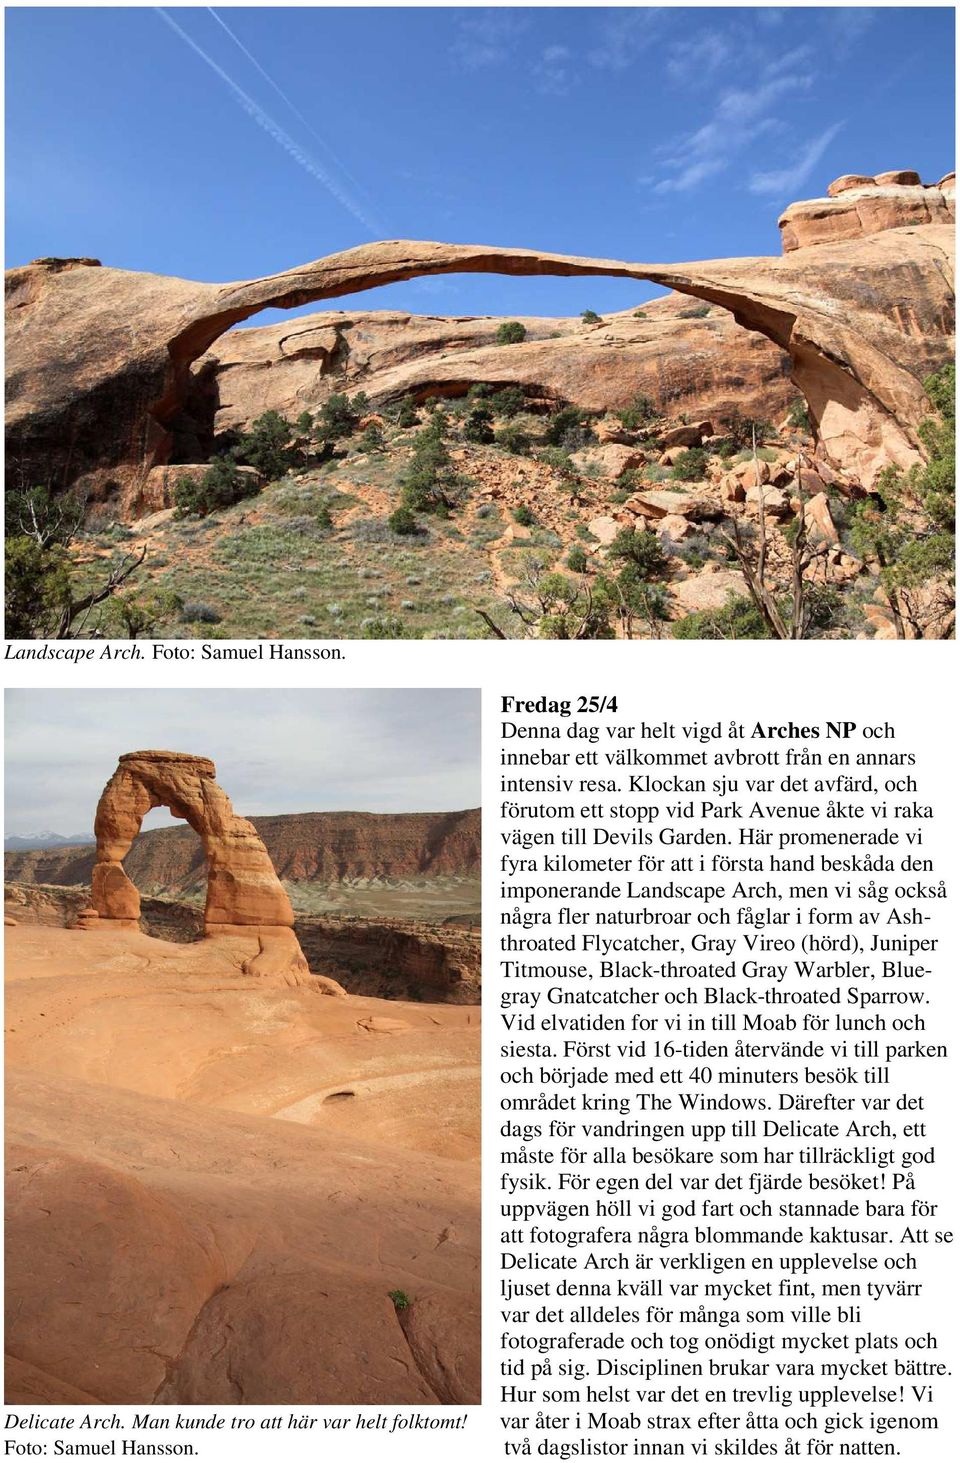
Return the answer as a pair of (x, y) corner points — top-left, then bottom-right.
(206, 6), (376, 207)
(154, 7), (384, 237)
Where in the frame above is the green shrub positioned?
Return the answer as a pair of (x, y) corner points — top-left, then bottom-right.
(566, 545), (589, 572)
(847, 361), (954, 634)
(394, 395), (419, 428)
(544, 405), (594, 450)
(175, 457), (260, 517)
(724, 413), (774, 451)
(678, 304), (710, 319)
(539, 445), (577, 476)
(787, 398), (810, 431)
(4, 533), (72, 639)
(389, 1290), (411, 1310)
(581, 309), (601, 324)
(495, 421), (532, 455)
(490, 385), (526, 417)
(618, 394), (657, 430)
(496, 320), (527, 345)
(607, 528), (668, 579)
(360, 615), (408, 640)
(388, 505), (421, 535)
(673, 594), (769, 639)
(315, 393), (361, 444)
(235, 410), (297, 480)
(669, 447), (709, 482)
(181, 600), (222, 624)
(400, 425), (462, 515)
(463, 404), (495, 444)
(513, 504), (536, 527)
(358, 422), (385, 453)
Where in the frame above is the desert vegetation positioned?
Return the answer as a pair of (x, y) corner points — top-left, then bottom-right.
(6, 360), (954, 641)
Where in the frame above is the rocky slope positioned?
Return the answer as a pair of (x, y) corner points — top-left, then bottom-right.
(6, 882), (481, 1004)
(5, 923), (480, 1403)
(6, 170), (954, 509)
(4, 807), (481, 893)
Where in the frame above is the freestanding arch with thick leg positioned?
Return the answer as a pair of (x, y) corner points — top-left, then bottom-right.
(79, 749), (312, 985)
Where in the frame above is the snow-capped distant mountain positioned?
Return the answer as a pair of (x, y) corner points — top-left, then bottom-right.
(4, 831), (95, 851)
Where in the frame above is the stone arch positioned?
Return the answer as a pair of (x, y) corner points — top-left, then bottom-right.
(6, 177), (953, 503)
(81, 750), (311, 983)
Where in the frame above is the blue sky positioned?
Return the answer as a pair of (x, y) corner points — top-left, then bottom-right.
(5, 688), (481, 831)
(5, 6), (955, 320)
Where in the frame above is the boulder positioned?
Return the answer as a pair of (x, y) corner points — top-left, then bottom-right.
(624, 489), (722, 521)
(574, 443), (646, 479)
(655, 514), (695, 543)
(745, 484), (792, 517)
(594, 418), (636, 445)
(138, 463), (263, 517)
(873, 170), (921, 188)
(735, 459), (771, 489)
(827, 174), (876, 196)
(670, 567), (745, 616)
(587, 515), (620, 546)
(804, 492), (840, 545)
(779, 173), (954, 253)
(659, 421), (712, 449)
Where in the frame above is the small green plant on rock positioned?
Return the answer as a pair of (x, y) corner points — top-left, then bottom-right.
(669, 447), (709, 482)
(496, 320), (527, 345)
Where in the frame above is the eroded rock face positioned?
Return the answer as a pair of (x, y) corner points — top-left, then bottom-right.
(5, 170), (954, 498)
(780, 171), (955, 251)
(5, 807), (481, 891)
(198, 295), (794, 452)
(86, 750), (308, 981)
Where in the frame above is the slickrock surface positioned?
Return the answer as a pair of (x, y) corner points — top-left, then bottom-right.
(6, 170), (953, 500)
(5, 923), (480, 1403)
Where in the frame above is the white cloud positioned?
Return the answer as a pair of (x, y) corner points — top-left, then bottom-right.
(450, 9), (528, 70)
(588, 8), (666, 71)
(534, 44), (574, 96)
(827, 8), (877, 52)
(748, 122), (845, 198)
(763, 43), (815, 78)
(5, 690), (481, 834)
(655, 74), (811, 193)
(665, 31), (732, 84)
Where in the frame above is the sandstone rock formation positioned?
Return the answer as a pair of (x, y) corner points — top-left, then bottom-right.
(780, 171), (955, 250)
(84, 750), (309, 983)
(6, 170), (953, 501)
(198, 295), (793, 457)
